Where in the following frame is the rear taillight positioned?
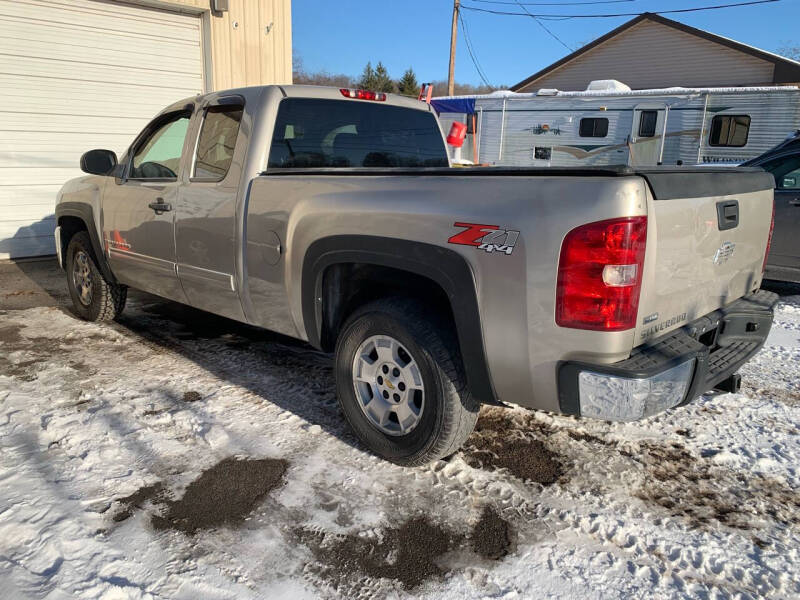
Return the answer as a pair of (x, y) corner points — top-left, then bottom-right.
(340, 88), (387, 101)
(762, 200), (775, 273)
(556, 216), (647, 331)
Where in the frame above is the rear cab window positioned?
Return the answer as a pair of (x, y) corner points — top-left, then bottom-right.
(267, 98), (448, 169)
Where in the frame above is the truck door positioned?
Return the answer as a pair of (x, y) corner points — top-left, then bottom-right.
(757, 152), (800, 273)
(175, 98), (246, 320)
(629, 105), (667, 166)
(103, 110), (191, 301)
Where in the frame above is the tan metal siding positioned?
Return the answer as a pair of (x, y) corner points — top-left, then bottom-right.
(152, 0), (293, 89)
(518, 20), (774, 92)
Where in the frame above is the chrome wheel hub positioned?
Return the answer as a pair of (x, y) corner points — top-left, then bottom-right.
(72, 250), (93, 306)
(352, 335), (425, 436)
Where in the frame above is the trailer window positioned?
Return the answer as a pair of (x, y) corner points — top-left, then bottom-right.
(579, 118), (608, 138)
(268, 98), (448, 168)
(638, 111), (658, 138)
(709, 115), (750, 147)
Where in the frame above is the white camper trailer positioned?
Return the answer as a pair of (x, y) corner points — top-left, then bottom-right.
(432, 81), (800, 167)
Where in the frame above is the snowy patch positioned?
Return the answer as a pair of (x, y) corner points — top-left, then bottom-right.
(1, 292), (799, 599)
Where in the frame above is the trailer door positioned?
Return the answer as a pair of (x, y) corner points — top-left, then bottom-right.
(629, 105), (667, 166)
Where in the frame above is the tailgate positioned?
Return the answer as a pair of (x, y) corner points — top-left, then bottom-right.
(635, 168), (774, 345)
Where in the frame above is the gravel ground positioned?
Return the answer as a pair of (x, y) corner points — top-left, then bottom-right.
(1, 259), (798, 599)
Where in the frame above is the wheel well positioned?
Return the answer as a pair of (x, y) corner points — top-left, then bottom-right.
(319, 263), (456, 352)
(57, 216), (88, 258)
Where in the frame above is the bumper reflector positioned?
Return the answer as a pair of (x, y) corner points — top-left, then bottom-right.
(578, 359), (695, 421)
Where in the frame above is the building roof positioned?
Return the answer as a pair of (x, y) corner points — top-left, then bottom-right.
(511, 12), (800, 92)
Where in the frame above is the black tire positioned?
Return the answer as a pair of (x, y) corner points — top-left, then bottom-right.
(65, 231), (127, 321)
(335, 298), (480, 466)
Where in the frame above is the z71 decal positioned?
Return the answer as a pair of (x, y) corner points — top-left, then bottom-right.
(448, 222), (520, 255)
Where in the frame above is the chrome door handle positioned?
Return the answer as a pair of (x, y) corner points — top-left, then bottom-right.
(148, 199), (172, 214)
(790, 198), (800, 206)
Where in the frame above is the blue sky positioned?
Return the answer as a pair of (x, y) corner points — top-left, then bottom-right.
(291, 0), (800, 87)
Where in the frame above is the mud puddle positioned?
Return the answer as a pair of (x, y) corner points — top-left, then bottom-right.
(182, 391), (203, 403)
(0, 324), (23, 345)
(634, 442), (800, 534)
(152, 457), (287, 533)
(463, 408), (564, 484)
(111, 457), (288, 533)
(472, 506), (515, 560)
(298, 506), (515, 591)
(113, 482), (165, 523)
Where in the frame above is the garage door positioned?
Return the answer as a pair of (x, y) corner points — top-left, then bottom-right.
(0, 0), (205, 259)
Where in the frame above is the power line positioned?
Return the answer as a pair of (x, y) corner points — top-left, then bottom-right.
(513, 0), (574, 51)
(470, 0), (635, 4)
(459, 11), (493, 87)
(460, 0), (781, 19)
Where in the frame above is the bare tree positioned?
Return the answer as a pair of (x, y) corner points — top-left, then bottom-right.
(776, 44), (800, 61)
(292, 56), (354, 87)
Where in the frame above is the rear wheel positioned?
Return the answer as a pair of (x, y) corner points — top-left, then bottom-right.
(335, 298), (479, 466)
(66, 231), (126, 321)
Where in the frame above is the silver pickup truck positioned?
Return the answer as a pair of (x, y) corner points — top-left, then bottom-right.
(54, 85), (778, 465)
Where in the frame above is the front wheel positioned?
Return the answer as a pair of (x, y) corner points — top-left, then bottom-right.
(65, 231), (126, 321)
(334, 298), (479, 466)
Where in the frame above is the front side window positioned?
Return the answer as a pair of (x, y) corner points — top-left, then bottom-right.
(193, 105), (244, 180)
(579, 117), (609, 138)
(638, 110), (658, 137)
(709, 115), (750, 147)
(130, 112), (190, 179)
(760, 154), (800, 190)
(268, 98), (448, 169)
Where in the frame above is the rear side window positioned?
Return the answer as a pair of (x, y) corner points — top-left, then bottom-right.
(193, 105), (243, 181)
(579, 117), (608, 138)
(268, 98), (448, 168)
(709, 115), (750, 147)
(638, 110), (658, 137)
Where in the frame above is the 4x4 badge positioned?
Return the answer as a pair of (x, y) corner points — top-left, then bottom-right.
(448, 222), (520, 255)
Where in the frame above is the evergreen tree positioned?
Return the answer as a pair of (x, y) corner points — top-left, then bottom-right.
(397, 67), (419, 97)
(357, 61), (378, 90)
(374, 62), (395, 93)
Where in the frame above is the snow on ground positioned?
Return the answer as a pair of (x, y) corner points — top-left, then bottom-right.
(1, 283), (799, 599)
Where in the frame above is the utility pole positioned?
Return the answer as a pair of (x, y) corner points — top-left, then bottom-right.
(448, 0), (460, 96)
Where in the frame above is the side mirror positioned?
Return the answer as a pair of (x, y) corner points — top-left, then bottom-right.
(80, 149), (118, 176)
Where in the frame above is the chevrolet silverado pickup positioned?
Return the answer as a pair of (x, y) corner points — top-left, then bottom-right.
(54, 85), (778, 465)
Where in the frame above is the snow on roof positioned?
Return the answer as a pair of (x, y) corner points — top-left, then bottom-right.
(433, 85), (800, 103)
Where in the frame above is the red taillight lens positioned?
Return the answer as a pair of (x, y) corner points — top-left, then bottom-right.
(556, 216), (648, 331)
(762, 199), (775, 273)
(339, 88), (387, 101)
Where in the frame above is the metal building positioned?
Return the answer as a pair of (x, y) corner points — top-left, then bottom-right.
(0, 0), (292, 259)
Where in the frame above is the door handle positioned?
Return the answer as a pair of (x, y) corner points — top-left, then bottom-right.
(790, 198), (800, 206)
(148, 198), (172, 215)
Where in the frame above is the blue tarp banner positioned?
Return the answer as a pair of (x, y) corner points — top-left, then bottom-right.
(430, 97), (476, 114)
